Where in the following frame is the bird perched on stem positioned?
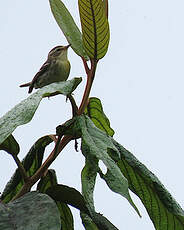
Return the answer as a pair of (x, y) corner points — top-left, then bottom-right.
(20, 45), (71, 93)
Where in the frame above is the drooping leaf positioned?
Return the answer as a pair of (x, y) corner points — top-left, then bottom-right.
(1, 135), (53, 203)
(49, 0), (88, 59)
(112, 139), (184, 230)
(81, 156), (119, 229)
(90, 213), (119, 230)
(37, 170), (74, 230)
(81, 212), (119, 230)
(80, 213), (99, 230)
(76, 115), (140, 216)
(56, 117), (82, 139)
(81, 155), (98, 212)
(56, 201), (74, 230)
(0, 192), (61, 230)
(0, 134), (20, 155)
(46, 184), (89, 215)
(78, 0), (110, 60)
(37, 169), (58, 193)
(84, 97), (114, 136)
(0, 78), (82, 146)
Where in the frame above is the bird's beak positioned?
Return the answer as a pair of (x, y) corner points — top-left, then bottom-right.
(65, 44), (71, 49)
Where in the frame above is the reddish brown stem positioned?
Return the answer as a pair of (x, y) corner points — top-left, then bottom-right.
(11, 135), (73, 201)
(31, 135), (72, 183)
(82, 57), (90, 74)
(78, 59), (97, 114)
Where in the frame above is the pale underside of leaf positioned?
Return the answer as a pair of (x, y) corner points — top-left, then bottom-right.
(77, 115), (140, 216)
(49, 0), (88, 59)
(0, 192), (61, 230)
(0, 78), (81, 146)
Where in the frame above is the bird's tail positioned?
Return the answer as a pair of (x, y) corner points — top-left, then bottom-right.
(19, 82), (31, 87)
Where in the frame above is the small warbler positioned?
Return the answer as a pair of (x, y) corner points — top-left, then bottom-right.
(20, 45), (71, 93)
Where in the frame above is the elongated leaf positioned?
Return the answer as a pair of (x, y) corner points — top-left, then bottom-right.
(49, 0), (88, 59)
(76, 115), (140, 216)
(56, 201), (74, 230)
(0, 78), (82, 146)
(80, 157), (98, 230)
(78, 0), (110, 60)
(84, 97), (114, 136)
(80, 213), (99, 230)
(37, 170), (74, 230)
(1, 135), (53, 203)
(46, 184), (89, 215)
(112, 139), (184, 230)
(81, 157), (119, 230)
(0, 134), (20, 155)
(81, 212), (119, 230)
(81, 156), (98, 212)
(0, 192), (61, 230)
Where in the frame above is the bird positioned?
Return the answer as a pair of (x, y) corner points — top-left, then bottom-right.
(20, 45), (71, 93)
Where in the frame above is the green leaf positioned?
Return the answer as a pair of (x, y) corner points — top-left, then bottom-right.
(112, 139), (184, 230)
(0, 78), (82, 146)
(37, 169), (58, 193)
(76, 115), (140, 216)
(81, 156), (98, 212)
(49, 0), (88, 60)
(80, 155), (98, 229)
(81, 158), (119, 229)
(80, 213), (99, 230)
(81, 212), (119, 230)
(0, 192), (61, 230)
(0, 134), (20, 155)
(56, 202), (74, 230)
(90, 213), (119, 230)
(1, 135), (53, 203)
(46, 184), (89, 215)
(78, 0), (110, 60)
(56, 117), (82, 139)
(84, 97), (114, 137)
(37, 170), (74, 230)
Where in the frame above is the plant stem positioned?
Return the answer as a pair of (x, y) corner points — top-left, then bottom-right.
(78, 59), (97, 114)
(68, 95), (78, 116)
(12, 154), (29, 183)
(82, 57), (90, 74)
(11, 135), (72, 201)
(31, 135), (72, 183)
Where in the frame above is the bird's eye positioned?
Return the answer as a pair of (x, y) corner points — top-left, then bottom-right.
(56, 48), (62, 52)
(49, 47), (63, 57)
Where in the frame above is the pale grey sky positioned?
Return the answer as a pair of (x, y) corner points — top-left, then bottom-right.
(1, 1), (184, 229)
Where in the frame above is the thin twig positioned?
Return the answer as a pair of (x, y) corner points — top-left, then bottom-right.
(11, 135), (72, 201)
(68, 95), (79, 116)
(12, 154), (29, 183)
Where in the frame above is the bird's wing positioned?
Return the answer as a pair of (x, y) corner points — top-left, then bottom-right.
(28, 60), (51, 93)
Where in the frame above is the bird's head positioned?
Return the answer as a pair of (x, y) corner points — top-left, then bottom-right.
(48, 45), (70, 61)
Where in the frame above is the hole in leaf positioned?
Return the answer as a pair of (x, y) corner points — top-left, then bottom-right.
(99, 160), (107, 174)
